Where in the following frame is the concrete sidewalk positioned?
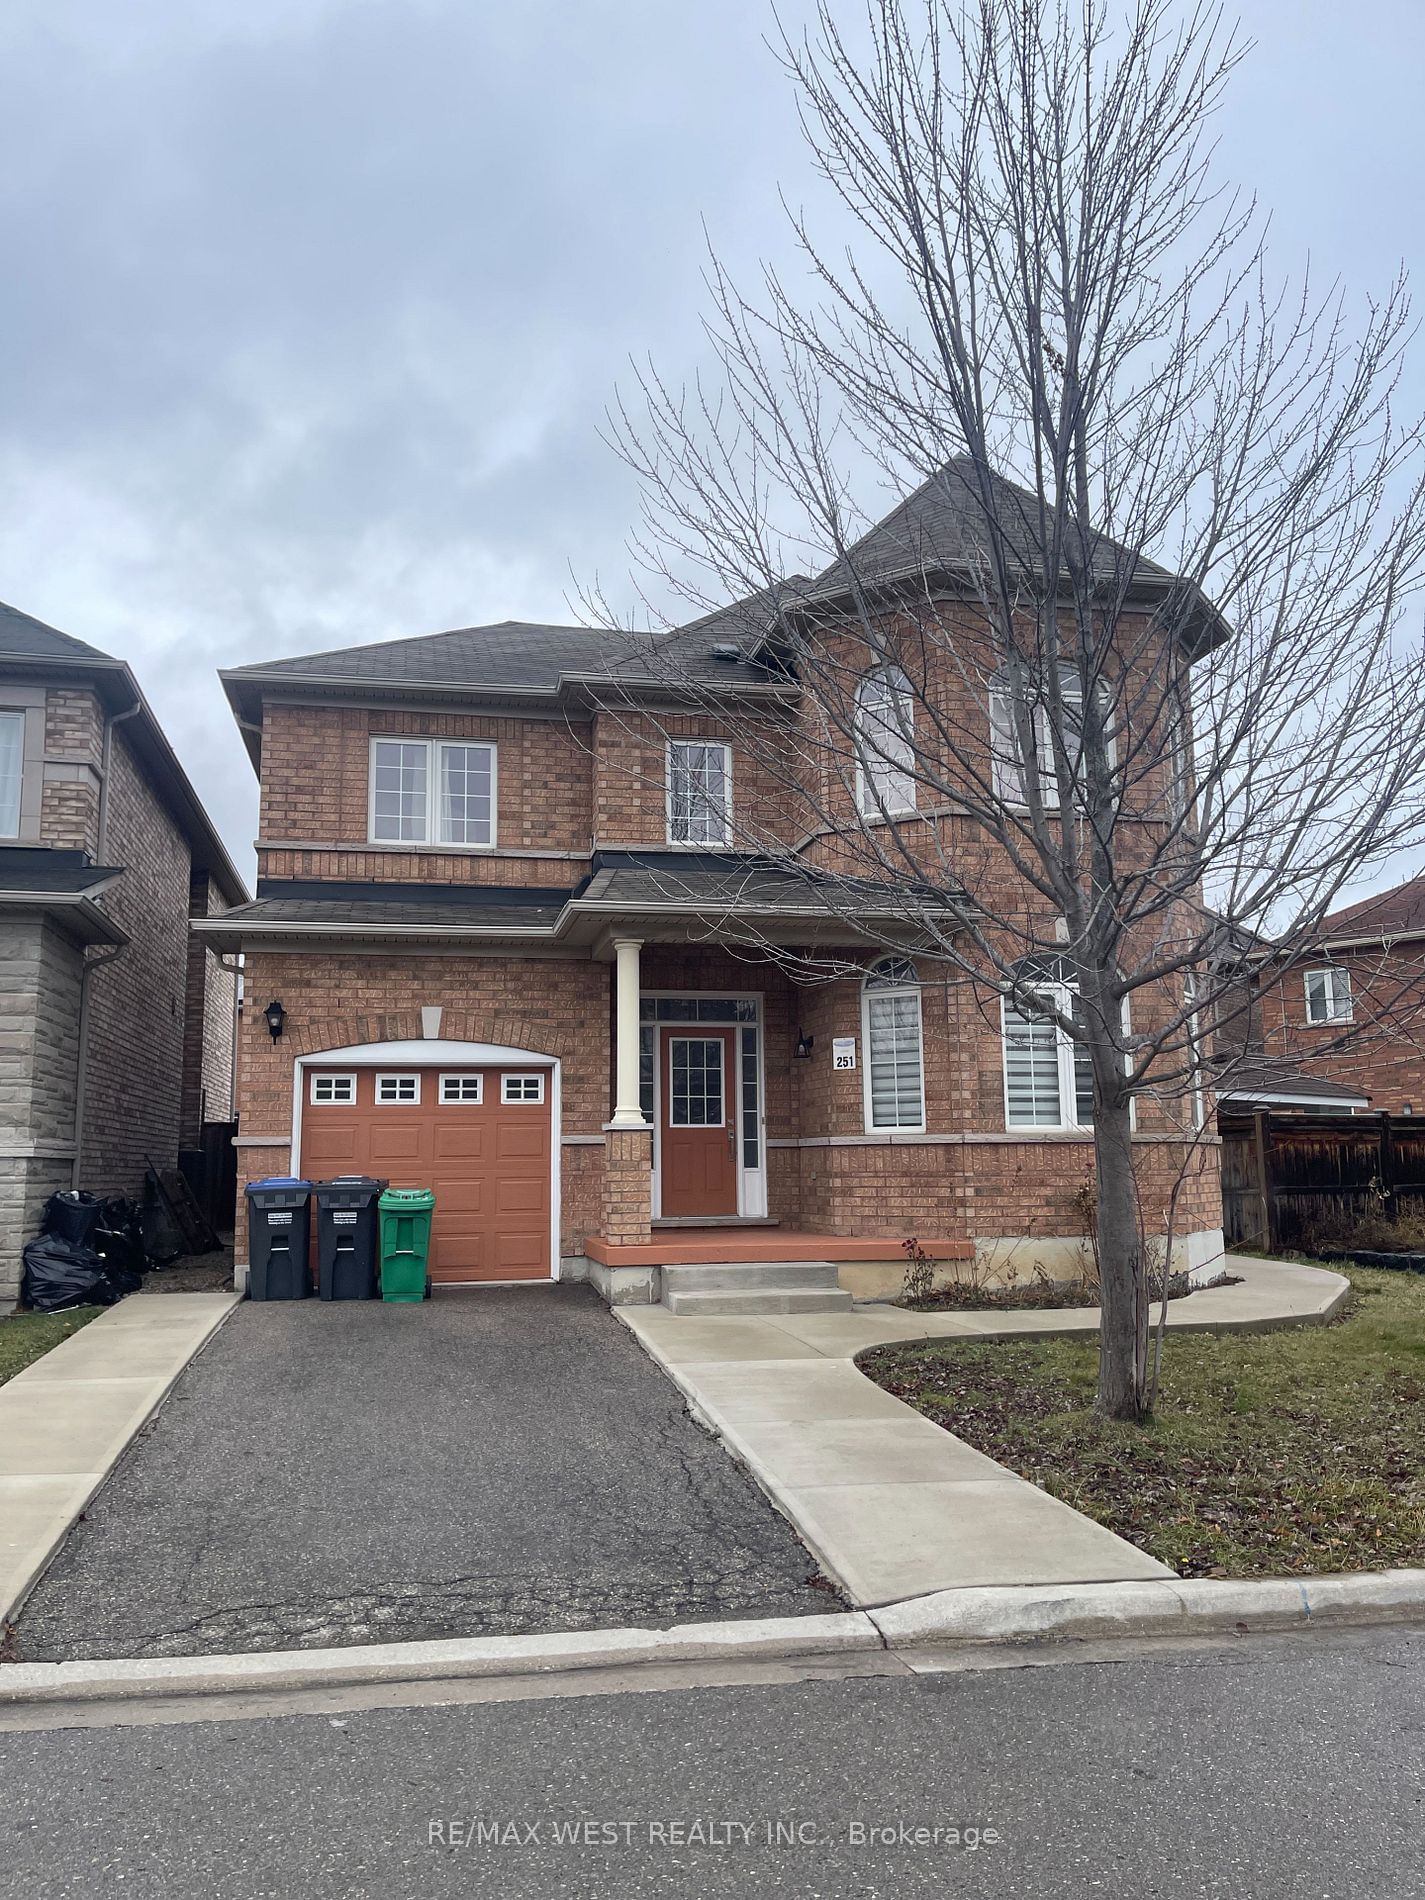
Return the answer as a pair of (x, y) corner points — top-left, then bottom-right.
(0, 1291), (239, 1625)
(618, 1257), (1349, 1605)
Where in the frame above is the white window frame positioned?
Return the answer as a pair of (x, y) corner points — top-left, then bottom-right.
(368, 736), (497, 849)
(374, 1071), (421, 1105)
(501, 1072), (545, 1105)
(989, 666), (1115, 809)
(861, 958), (926, 1133)
(438, 1073), (484, 1104)
(665, 739), (733, 847)
(309, 1072), (357, 1106)
(855, 666), (918, 818)
(0, 710), (24, 839)
(1185, 973), (1207, 1133)
(1001, 960), (1131, 1132)
(1304, 967), (1353, 1025)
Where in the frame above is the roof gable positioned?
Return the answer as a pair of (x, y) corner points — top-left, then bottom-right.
(1323, 873), (1425, 941)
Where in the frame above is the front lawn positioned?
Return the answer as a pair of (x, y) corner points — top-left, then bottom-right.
(0, 1307), (103, 1386)
(860, 1266), (1425, 1577)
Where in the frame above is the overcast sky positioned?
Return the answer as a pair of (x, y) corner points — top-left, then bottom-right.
(0, 0), (1420, 883)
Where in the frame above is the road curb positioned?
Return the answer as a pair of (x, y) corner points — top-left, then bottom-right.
(0, 1612), (882, 1705)
(869, 1569), (1425, 1646)
(4, 1570), (1421, 1708)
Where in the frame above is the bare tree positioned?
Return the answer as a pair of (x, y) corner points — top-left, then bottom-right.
(585, 0), (1425, 1419)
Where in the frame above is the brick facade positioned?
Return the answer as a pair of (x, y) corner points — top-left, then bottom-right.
(1256, 943), (1425, 1115)
(224, 596), (1223, 1286)
(229, 937), (1220, 1278)
(0, 670), (239, 1304)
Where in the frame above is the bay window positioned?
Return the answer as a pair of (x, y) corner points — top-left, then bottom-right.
(855, 666), (917, 816)
(862, 956), (925, 1131)
(1002, 954), (1099, 1129)
(989, 665), (1112, 807)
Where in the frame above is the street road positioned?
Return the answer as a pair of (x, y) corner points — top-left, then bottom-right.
(2, 1625), (1421, 1897)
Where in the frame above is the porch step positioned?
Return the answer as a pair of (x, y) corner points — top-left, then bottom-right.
(662, 1259), (841, 1293)
(661, 1259), (853, 1316)
(663, 1285), (855, 1316)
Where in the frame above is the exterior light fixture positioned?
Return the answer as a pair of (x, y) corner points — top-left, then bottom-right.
(794, 1030), (814, 1059)
(264, 999), (287, 1043)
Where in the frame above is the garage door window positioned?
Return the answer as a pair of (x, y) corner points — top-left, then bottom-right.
(310, 1073), (357, 1105)
(375, 1073), (421, 1104)
(501, 1074), (544, 1104)
(439, 1073), (484, 1104)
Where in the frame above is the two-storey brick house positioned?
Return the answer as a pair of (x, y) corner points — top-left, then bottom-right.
(1242, 873), (1425, 1116)
(207, 471), (1223, 1301)
(0, 602), (248, 1307)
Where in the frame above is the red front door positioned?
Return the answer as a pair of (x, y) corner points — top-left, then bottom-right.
(659, 1029), (738, 1217)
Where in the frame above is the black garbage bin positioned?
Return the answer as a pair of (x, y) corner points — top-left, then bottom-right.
(44, 1190), (104, 1250)
(246, 1178), (314, 1300)
(313, 1176), (387, 1300)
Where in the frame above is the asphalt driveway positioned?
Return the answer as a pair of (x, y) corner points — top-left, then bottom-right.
(14, 1286), (837, 1661)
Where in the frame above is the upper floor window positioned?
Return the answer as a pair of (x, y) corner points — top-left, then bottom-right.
(855, 667), (917, 817)
(369, 737), (495, 848)
(1002, 953), (1096, 1129)
(989, 665), (1112, 808)
(667, 740), (731, 846)
(862, 956), (925, 1131)
(1304, 967), (1353, 1025)
(0, 711), (23, 838)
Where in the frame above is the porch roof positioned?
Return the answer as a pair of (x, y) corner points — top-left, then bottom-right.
(191, 852), (966, 952)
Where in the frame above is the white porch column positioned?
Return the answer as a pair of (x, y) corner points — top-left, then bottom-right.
(609, 937), (647, 1128)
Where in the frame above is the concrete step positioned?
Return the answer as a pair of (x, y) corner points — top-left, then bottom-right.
(662, 1285), (854, 1316)
(662, 1259), (841, 1294)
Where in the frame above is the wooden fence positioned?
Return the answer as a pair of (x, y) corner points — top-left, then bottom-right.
(1219, 1111), (1425, 1251)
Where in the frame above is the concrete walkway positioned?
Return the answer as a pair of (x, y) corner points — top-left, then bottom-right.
(0, 1291), (239, 1625)
(618, 1257), (1350, 1606)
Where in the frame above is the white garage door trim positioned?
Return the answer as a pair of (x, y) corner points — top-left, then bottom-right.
(291, 1038), (562, 1282)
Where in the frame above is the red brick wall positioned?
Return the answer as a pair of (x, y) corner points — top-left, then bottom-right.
(1256, 944), (1425, 1114)
(233, 950), (614, 1259)
(257, 702), (593, 880)
(590, 708), (798, 850)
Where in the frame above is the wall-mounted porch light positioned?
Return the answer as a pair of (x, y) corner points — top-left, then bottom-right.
(263, 999), (287, 1043)
(794, 1030), (814, 1059)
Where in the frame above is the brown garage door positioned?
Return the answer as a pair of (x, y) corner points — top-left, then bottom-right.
(300, 1065), (552, 1283)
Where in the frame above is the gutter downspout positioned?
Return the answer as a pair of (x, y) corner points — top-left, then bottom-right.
(73, 698), (143, 1188)
(71, 942), (124, 1189)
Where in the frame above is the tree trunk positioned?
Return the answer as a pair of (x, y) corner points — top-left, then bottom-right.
(1093, 1093), (1149, 1421)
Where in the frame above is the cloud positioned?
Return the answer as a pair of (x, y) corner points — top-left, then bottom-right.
(0, 0), (1418, 884)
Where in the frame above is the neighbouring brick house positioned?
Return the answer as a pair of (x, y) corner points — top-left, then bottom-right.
(206, 467), (1223, 1302)
(1241, 873), (1425, 1116)
(0, 602), (247, 1307)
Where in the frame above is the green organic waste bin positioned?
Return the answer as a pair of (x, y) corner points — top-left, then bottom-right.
(378, 1188), (436, 1302)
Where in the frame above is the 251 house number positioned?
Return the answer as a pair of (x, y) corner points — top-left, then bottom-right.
(832, 1038), (857, 1070)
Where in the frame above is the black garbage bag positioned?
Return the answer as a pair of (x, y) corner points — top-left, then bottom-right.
(21, 1234), (124, 1312)
(43, 1190), (103, 1250)
(94, 1196), (147, 1286)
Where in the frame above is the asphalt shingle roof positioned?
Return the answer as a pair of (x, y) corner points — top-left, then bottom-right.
(1323, 874), (1425, 941)
(1219, 1061), (1370, 1107)
(804, 457), (1176, 602)
(223, 582), (810, 695)
(0, 848), (121, 895)
(0, 600), (114, 663)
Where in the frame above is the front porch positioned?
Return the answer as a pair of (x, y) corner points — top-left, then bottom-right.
(585, 1228), (973, 1268)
